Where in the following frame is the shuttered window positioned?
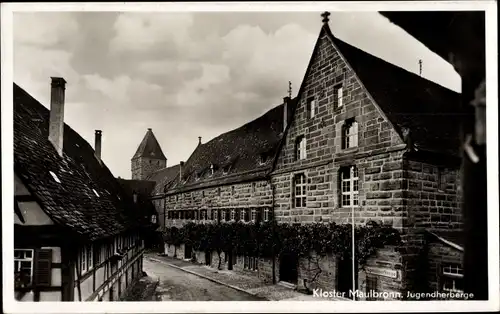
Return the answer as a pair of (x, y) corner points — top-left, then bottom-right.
(33, 249), (52, 287)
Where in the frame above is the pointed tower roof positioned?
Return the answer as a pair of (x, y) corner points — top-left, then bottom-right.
(132, 128), (167, 160)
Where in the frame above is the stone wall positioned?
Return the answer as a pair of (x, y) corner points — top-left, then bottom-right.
(297, 252), (337, 291)
(132, 156), (166, 180)
(426, 240), (463, 292)
(404, 158), (462, 231)
(357, 247), (403, 300)
(272, 150), (405, 227)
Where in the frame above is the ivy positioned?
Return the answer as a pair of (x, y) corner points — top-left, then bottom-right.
(162, 220), (401, 267)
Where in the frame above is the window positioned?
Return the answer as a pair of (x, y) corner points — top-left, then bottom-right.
(201, 210), (206, 221)
(295, 136), (307, 160)
(241, 209), (247, 222)
(80, 246), (89, 273)
(342, 119), (359, 149)
(231, 186), (235, 196)
(151, 214), (157, 224)
(264, 208), (270, 222)
(437, 167), (446, 191)
(213, 210), (218, 221)
(307, 97), (316, 118)
(244, 256), (258, 271)
(95, 244), (101, 265)
(230, 209), (236, 221)
(14, 249), (34, 287)
(293, 173), (307, 208)
(217, 187), (221, 196)
(259, 153), (268, 165)
(251, 209), (257, 222)
(341, 166), (359, 207)
(202, 190), (205, 198)
(365, 275), (378, 300)
(441, 263), (464, 293)
(210, 164), (215, 176)
(194, 211), (198, 220)
(252, 182), (256, 194)
(221, 209), (226, 222)
(334, 84), (343, 109)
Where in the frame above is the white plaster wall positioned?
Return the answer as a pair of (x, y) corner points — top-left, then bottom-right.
(39, 291), (61, 301)
(96, 267), (105, 288)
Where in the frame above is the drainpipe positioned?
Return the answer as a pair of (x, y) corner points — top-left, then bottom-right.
(269, 176), (277, 284)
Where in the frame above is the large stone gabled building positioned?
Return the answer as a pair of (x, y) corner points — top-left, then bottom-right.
(138, 14), (463, 299)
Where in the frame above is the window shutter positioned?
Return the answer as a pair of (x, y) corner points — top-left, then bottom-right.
(34, 249), (52, 287)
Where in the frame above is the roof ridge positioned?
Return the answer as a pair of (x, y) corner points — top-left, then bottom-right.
(202, 101), (290, 147)
(323, 24), (460, 95)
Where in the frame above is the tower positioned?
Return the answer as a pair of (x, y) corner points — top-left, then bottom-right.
(131, 128), (167, 180)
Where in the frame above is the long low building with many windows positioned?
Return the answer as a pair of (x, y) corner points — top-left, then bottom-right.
(137, 15), (464, 300)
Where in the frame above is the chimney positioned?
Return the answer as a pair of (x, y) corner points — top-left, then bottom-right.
(198, 136), (202, 146)
(49, 77), (67, 156)
(283, 96), (291, 132)
(95, 130), (102, 163)
(179, 161), (185, 180)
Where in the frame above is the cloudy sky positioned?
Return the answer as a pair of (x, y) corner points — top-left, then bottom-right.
(13, 10), (461, 179)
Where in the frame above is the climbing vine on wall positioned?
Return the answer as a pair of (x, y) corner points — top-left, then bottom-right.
(162, 220), (401, 267)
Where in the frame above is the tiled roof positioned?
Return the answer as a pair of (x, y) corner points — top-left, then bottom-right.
(146, 164), (180, 195)
(165, 99), (295, 192)
(132, 128), (167, 160)
(14, 83), (142, 241)
(324, 25), (462, 155)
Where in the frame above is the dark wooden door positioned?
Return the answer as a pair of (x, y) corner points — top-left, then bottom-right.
(337, 257), (358, 296)
(279, 252), (298, 284)
(184, 244), (192, 259)
(205, 251), (211, 265)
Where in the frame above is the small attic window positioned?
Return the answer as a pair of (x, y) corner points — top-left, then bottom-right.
(222, 164), (231, 175)
(210, 164), (215, 176)
(259, 153), (269, 165)
(49, 171), (61, 184)
(92, 189), (100, 198)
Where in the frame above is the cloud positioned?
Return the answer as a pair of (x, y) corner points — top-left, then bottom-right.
(13, 12), (80, 48)
(109, 13), (194, 54)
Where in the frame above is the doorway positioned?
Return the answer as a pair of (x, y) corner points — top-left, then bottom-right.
(205, 251), (211, 266)
(279, 252), (298, 284)
(184, 244), (192, 259)
(337, 256), (358, 296)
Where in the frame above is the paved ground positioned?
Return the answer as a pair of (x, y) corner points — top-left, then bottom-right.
(143, 258), (266, 301)
(144, 253), (328, 301)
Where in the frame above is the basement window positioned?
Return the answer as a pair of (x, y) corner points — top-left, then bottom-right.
(264, 209), (270, 222)
(441, 263), (464, 293)
(49, 171), (61, 184)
